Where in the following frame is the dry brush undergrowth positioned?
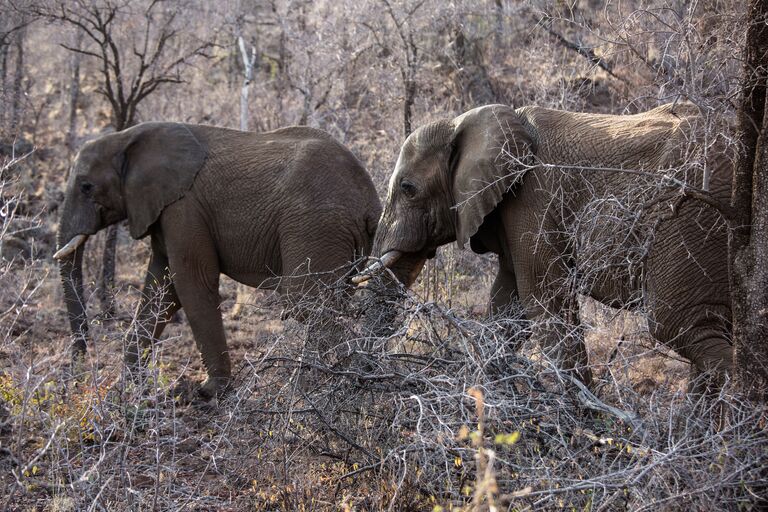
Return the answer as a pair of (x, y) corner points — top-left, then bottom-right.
(0, 173), (766, 512)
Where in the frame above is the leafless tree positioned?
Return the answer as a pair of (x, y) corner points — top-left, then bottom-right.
(360, 0), (428, 137)
(30, 0), (214, 317)
(65, 29), (84, 155)
(0, 6), (31, 137)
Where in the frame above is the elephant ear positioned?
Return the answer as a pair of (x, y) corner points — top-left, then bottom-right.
(120, 123), (208, 239)
(450, 104), (533, 249)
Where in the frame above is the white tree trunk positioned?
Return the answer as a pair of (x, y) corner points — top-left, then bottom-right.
(232, 35), (257, 319)
(238, 35), (256, 131)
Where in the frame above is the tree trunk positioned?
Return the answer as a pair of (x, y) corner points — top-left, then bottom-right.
(98, 223), (118, 318)
(403, 73), (415, 137)
(493, 0), (503, 50)
(10, 22), (24, 132)
(66, 30), (83, 156)
(731, 0), (768, 401)
(238, 36), (255, 132)
(231, 35), (257, 318)
(0, 42), (9, 130)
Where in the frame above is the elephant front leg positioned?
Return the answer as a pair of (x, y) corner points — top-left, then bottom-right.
(175, 283), (231, 399)
(166, 249), (231, 399)
(125, 248), (181, 377)
(530, 302), (592, 387)
(510, 254), (593, 387)
(488, 257), (528, 351)
(489, 256), (521, 315)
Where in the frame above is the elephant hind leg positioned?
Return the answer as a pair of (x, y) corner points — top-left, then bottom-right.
(125, 241), (181, 371)
(680, 336), (733, 395)
(277, 230), (356, 357)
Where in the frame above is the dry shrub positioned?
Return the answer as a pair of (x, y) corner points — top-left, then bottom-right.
(0, 242), (766, 511)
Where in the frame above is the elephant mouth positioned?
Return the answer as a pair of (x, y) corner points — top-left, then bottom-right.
(54, 234), (89, 260)
(55, 202), (128, 261)
(352, 250), (403, 284)
(352, 246), (436, 285)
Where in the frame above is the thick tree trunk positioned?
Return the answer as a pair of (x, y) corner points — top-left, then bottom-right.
(731, 0), (768, 401)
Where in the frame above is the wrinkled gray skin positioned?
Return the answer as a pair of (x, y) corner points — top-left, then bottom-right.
(58, 122), (381, 397)
(365, 103), (732, 388)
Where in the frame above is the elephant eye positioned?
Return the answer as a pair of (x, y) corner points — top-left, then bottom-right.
(400, 180), (417, 199)
(80, 182), (94, 196)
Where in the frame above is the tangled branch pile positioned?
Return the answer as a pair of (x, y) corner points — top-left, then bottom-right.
(1, 265), (767, 510)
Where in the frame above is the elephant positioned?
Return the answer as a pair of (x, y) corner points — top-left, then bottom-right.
(56, 122), (382, 397)
(355, 102), (733, 389)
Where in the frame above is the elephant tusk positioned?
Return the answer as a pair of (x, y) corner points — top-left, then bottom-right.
(53, 234), (88, 260)
(352, 250), (403, 284)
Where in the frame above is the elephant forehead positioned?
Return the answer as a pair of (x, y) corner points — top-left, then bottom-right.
(385, 155), (406, 199)
(74, 141), (110, 169)
(392, 146), (444, 182)
(70, 153), (98, 178)
(74, 148), (97, 166)
(411, 121), (452, 148)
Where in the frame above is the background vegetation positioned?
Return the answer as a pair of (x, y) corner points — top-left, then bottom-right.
(1, 0), (766, 510)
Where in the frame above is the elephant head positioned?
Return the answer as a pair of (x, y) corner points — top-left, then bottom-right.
(355, 105), (533, 286)
(55, 122), (207, 355)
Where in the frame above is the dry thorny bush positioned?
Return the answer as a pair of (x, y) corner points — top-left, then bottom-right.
(1, 196), (767, 512)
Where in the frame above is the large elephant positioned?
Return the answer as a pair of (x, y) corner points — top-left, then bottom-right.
(56, 122), (382, 397)
(356, 103), (733, 388)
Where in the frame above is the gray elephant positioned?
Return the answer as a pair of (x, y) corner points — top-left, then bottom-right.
(56, 122), (382, 397)
(356, 103), (732, 388)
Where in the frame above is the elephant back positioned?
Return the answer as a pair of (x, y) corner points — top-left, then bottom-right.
(516, 102), (733, 202)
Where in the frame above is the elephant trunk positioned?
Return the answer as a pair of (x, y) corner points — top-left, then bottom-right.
(57, 230), (89, 356)
(56, 192), (98, 357)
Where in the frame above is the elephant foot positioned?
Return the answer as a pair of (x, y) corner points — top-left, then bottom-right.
(197, 375), (232, 400)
